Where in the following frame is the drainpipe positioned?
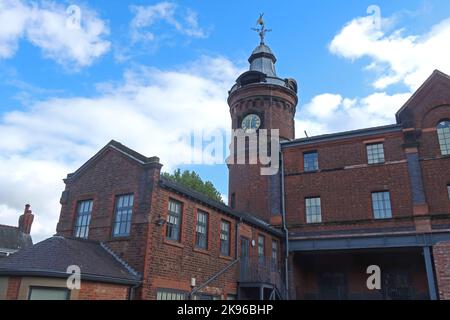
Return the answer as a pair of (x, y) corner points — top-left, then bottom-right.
(128, 282), (141, 300)
(280, 150), (289, 300)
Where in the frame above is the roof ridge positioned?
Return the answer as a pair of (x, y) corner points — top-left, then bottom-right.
(100, 242), (141, 278)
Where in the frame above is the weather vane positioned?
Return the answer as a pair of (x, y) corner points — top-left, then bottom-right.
(252, 13), (272, 45)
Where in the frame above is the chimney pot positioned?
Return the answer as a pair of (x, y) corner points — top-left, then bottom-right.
(18, 204), (34, 235)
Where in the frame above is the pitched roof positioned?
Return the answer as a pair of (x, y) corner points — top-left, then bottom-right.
(396, 69), (450, 122)
(160, 178), (283, 237)
(0, 224), (32, 254)
(66, 140), (161, 181)
(0, 236), (140, 285)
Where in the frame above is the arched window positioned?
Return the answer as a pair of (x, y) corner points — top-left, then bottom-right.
(437, 120), (450, 155)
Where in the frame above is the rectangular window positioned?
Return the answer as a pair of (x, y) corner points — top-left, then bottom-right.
(367, 143), (385, 164)
(304, 151), (319, 172)
(258, 235), (265, 265)
(306, 197), (322, 224)
(28, 287), (70, 300)
(113, 194), (134, 237)
(447, 185), (450, 200)
(195, 210), (208, 249)
(156, 289), (186, 300)
(372, 191), (392, 219)
(220, 220), (231, 256)
(166, 199), (182, 242)
(271, 240), (278, 271)
(74, 200), (93, 239)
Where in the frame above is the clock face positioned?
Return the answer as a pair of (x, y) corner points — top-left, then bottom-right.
(241, 114), (261, 132)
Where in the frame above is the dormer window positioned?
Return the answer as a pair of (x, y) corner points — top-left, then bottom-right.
(437, 120), (450, 156)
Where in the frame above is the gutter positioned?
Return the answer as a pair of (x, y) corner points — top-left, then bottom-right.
(280, 150), (289, 300)
(0, 269), (141, 286)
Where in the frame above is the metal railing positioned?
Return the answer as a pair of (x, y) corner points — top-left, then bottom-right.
(238, 257), (286, 299)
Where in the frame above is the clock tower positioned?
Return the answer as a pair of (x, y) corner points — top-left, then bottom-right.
(227, 17), (298, 223)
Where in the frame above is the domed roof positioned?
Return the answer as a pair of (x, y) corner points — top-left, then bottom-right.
(248, 43), (277, 77)
(251, 44), (274, 56)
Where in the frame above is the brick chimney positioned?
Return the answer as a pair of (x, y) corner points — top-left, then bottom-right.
(18, 204), (34, 235)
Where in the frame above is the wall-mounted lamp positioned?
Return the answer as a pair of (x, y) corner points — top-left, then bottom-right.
(155, 215), (166, 226)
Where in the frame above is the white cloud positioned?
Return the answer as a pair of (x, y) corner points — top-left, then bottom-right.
(0, 0), (110, 67)
(130, 2), (208, 44)
(0, 55), (240, 242)
(296, 92), (411, 137)
(330, 13), (450, 90)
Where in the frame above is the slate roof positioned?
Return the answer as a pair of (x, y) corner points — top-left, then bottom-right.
(0, 224), (33, 254)
(0, 236), (141, 285)
(281, 124), (403, 148)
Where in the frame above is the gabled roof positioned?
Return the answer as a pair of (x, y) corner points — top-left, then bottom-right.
(160, 178), (282, 237)
(0, 224), (32, 254)
(66, 140), (161, 181)
(396, 69), (450, 123)
(0, 236), (141, 285)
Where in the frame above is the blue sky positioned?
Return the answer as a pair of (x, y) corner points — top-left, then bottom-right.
(1, 0), (450, 241)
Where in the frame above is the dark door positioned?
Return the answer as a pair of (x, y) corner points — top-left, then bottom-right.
(240, 237), (250, 265)
(383, 271), (413, 300)
(318, 272), (348, 300)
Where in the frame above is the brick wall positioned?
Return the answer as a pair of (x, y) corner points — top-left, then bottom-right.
(143, 185), (280, 299)
(56, 148), (159, 276)
(283, 131), (416, 233)
(78, 281), (129, 300)
(433, 241), (450, 300)
(6, 277), (21, 300)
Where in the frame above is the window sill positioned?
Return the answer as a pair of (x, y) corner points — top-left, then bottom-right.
(163, 239), (184, 249)
(111, 235), (131, 241)
(219, 255), (233, 261)
(193, 247), (210, 256)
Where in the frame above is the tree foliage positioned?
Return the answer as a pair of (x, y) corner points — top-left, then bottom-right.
(161, 169), (224, 203)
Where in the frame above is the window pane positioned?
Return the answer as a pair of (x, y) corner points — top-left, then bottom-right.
(74, 200), (93, 239)
(113, 194), (134, 237)
(304, 152), (319, 172)
(372, 191), (392, 219)
(220, 221), (230, 256)
(306, 197), (322, 224)
(447, 185), (450, 200)
(29, 287), (69, 300)
(157, 289), (186, 300)
(438, 121), (450, 155)
(167, 199), (182, 241)
(367, 143), (385, 164)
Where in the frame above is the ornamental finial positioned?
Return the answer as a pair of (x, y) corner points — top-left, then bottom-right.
(251, 13), (272, 45)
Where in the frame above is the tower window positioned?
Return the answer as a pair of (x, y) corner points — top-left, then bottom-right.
(167, 199), (182, 242)
(113, 194), (134, 237)
(74, 200), (93, 239)
(304, 151), (319, 172)
(305, 197), (322, 224)
(195, 210), (208, 249)
(372, 191), (392, 219)
(437, 120), (450, 155)
(367, 143), (385, 164)
(230, 193), (236, 209)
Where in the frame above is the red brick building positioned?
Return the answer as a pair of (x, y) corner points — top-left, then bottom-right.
(1, 36), (449, 300)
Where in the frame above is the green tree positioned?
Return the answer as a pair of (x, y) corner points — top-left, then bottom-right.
(162, 169), (224, 203)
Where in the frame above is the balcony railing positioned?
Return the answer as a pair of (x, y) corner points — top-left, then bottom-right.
(238, 256), (286, 299)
